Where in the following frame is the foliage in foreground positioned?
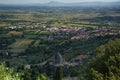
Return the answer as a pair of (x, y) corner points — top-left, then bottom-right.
(0, 63), (21, 80)
(36, 74), (47, 80)
(0, 63), (48, 80)
(87, 39), (120, 80)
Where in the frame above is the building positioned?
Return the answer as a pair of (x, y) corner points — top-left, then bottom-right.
(74, 54), (88, 65)
(24, 64), (31, 70)
(55, 52), (64, 64)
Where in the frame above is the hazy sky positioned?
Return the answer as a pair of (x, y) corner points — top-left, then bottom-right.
(0, 0), (119, 4)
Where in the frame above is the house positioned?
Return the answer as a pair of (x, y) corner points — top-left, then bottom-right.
(74, 55), (88, 65)
(24, 64), (31, 70)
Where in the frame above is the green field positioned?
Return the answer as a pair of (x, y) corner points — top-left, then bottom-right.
(8, 39), (33, 53)
(0, 23), (9, 27)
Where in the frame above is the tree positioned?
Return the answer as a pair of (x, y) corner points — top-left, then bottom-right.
(0, 63), (21, 80)
(54, 66), (64, 80)
(87, 39), (120, 80)
(36, 74), (47, 80)
(22, 70), (32, 80)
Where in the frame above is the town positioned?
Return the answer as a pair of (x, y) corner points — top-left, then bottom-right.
(6, 22), (120, 40)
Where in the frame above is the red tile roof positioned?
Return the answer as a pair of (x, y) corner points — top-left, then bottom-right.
(75, 55), (88, 60)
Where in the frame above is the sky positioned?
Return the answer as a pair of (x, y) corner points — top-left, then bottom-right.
(0, 0), (119, 4)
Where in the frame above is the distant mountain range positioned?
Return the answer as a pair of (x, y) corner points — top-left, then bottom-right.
(40, 1), (120, 7)
(0, 1), (120, 7)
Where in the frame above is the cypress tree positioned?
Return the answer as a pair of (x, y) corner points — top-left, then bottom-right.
(54, 66), (64, 80)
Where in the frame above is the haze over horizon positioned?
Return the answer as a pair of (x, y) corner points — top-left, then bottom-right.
(0, 0), (119, 4)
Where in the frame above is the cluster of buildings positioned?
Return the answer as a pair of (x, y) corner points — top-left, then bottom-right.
(5, 22), (120, 41)
(7, 22), (44, 30)
(46, 26), (120, 40)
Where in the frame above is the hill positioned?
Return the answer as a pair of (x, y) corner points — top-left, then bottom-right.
(0, 1), (120, 7)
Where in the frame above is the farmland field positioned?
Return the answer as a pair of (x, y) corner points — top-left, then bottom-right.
(8, 39), (33, 53)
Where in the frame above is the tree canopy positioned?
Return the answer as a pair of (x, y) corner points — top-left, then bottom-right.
(87, 39), (120, 80)
(0, 63), (21, 80)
